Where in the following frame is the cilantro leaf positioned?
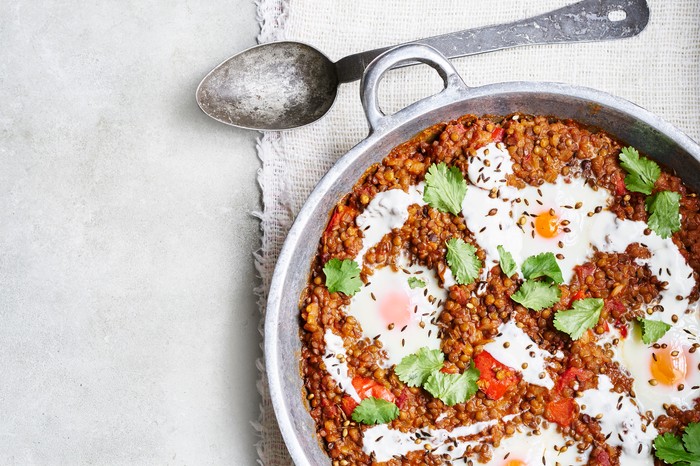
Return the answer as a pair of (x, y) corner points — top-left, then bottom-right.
(408, 277), (426, 289)
(423, 362), (480, 406)
(553, 298), (604, 340)
(521, 252), (563, 284)
(654, 425), (700, 465)
(639, 318), (672, 344)
(351, 397), (399, 425)
(446, 238), (482, 285)
(619, 146), (661, 195)
(395, 347), (445, 387)
(511, 280), (561, 311)
(323, 258), (362, 295)
(423, 163), (467, 215)
(646, 191), (681, 239)
(497, 245), (518, 277)
(683, 423), (700, 458)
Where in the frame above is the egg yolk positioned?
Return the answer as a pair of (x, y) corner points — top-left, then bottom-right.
(379, 291), (411, 327)
(504, 460), (527, 466)
(650, 346), (687, 386)
(535, 211), (560, 238)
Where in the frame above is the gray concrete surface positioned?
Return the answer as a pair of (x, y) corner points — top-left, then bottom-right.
(0, 1), (261, 464)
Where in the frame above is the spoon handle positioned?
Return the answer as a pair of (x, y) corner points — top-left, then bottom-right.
(335, 0), (649, 84)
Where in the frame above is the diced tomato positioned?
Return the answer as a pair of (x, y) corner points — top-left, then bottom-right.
(544, 397), (576, 427)
(491, 127), (505, 142)
(568, 289), (586, 307)
(341, 376), (396, 416)
(574, 263), (596, 284)
(474, 351), (520, 400)
(351, 376), (396, 403)
(605, 298), (626, 314)
(604, 299), (628, 338)
(604, 299), (626, 317)
(614, 173), (627, 196)
(340, 396), (358, 417)
(554, 367), (593, 393)
(614, 319), (629, 339)
(395, 388), (409, 410)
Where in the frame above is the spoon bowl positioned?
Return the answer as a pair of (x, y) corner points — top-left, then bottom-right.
(196, 42), (338, 130)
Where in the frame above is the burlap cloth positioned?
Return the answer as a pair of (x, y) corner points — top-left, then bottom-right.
(253, 1), (700, 464)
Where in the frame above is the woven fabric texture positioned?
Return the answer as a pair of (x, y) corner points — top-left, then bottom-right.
(253, 1), (700, 464)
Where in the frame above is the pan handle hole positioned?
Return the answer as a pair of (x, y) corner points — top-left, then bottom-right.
(608, 9), (627, 22)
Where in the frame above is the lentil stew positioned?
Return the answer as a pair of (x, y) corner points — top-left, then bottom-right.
(299, 114), (700, 465)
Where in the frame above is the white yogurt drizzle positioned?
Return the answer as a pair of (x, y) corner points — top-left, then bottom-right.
(462, 143), (519, 278)
(362, 414), (519, 463)
(484, 320), (559, 389)
(578, 375), (658, 465)
(590, 211), (695, 325)
(355, 184), (425, 265)
(323, 330), (361, 402)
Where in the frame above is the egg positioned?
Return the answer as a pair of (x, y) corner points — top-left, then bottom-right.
(481, 422), (589, 465)
(462, 142), (612, 283)
(346, 255), (446, 367)
(618, 315), (700, 417)
(587, 211), (700, 416)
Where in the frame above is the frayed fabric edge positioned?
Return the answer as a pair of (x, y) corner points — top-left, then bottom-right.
(252, 0), (293, 462)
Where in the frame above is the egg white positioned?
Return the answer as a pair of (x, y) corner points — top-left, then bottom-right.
(347, 255), (446, 367)
(462, 143), (612, 284)
(620, 315), (700, 417)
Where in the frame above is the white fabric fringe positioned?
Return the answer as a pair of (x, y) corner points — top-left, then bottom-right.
(253, 0), (700, 464)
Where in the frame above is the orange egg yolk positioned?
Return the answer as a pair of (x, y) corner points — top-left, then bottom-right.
(535, 211), (560, 238)
(379, 291), (411, 328)
(504, 460), (527, 466)
(650, 346), (688, 386)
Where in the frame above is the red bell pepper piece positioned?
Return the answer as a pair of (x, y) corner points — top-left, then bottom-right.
(574, 263), (596, 284)
(544, 397), (576, 427)
(568, 289), (586, 307)
(340, 396), (358, 417)
(341, 376), (396, 417)
(491, 127), (505, 142)
(352, 376), (395, 403)
(395, 388), (409, 410)
(546, 367), (593, 426)
(614, 173), (627, 196)
(554, 367), (592, 393)
(474, 351), (520, 400)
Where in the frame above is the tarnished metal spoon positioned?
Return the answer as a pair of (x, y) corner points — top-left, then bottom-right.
(196, 0), (649, 131)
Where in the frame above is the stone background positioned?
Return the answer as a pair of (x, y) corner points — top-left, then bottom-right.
(0, 1), (260, 463)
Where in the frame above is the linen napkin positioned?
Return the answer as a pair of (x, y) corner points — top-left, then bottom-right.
(253, 0), (700, 464)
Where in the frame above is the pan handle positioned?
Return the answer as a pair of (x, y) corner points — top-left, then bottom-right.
(360, 44), (469, 133)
